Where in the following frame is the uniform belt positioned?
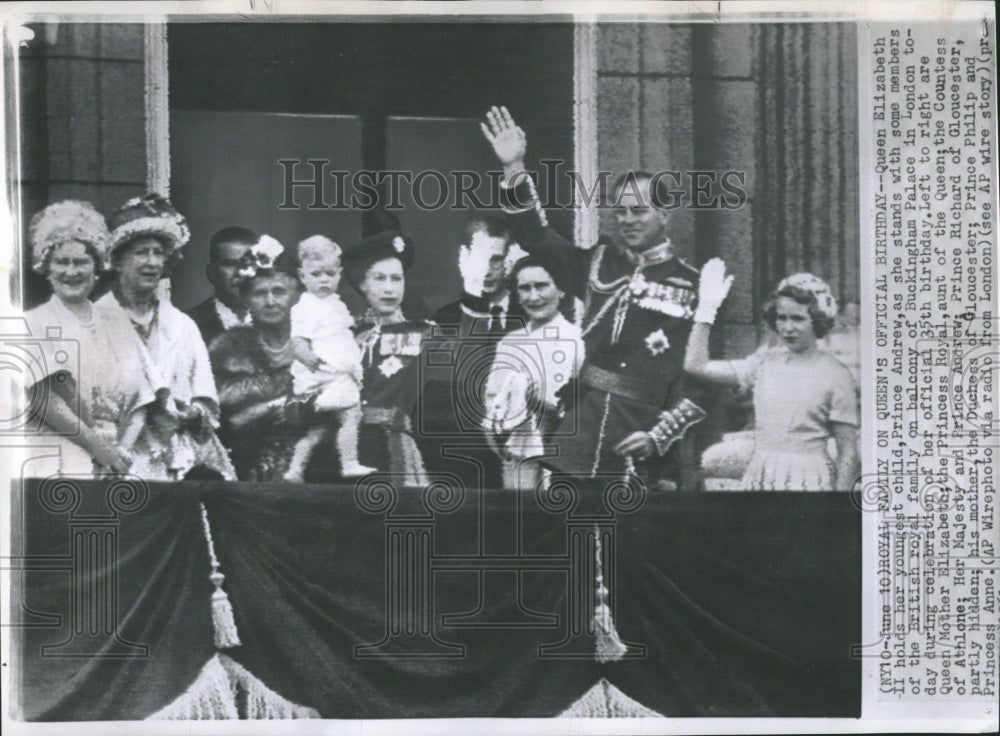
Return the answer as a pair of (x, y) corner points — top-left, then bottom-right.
(579, 364), (665, 404)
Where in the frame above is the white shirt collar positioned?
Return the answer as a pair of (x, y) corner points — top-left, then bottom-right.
(214, 298), (251, 330)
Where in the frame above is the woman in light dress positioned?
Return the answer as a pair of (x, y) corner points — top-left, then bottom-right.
(23, 200), (160, 476)
(482, 254), (585, 491)
(94, 193), (235, 480)
(684, 261), (859, 491)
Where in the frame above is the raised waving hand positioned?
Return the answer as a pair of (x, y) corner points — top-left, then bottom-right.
(481, 105), (527, 179)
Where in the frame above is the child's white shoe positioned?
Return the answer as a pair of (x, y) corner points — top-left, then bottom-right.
(284, 466), (305, 482)
(340, 462), (377, 478)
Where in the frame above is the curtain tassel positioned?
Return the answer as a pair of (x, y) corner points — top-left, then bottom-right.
(209, 571), (241, 649)
(200, 503), (242, 649)
(593, 531), (627, 663)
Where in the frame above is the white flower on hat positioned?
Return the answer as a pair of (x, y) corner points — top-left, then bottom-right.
(392, 236), (406, 254)
(254, 235), (285, 265)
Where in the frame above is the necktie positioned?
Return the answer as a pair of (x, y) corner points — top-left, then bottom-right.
(489, 305), (505, 337)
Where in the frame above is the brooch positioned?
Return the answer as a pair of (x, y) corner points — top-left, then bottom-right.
(378, 356), (404, 377)
(645, 329), (670, 356)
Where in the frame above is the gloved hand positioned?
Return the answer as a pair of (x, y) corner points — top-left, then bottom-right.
(694, 257), (734, 324)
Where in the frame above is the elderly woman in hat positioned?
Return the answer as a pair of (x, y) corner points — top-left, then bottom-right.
(482, 254), (585, 491)
(343, 229), (432, 486)
(23, 200), (161, 475)
(94, 193), (234, 480)
(209, 236), (309, 481)
(684, 260), (859, 491)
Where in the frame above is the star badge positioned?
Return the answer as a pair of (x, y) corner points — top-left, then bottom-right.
(645, 329), (670, 356)
(378, 355), (404, 377)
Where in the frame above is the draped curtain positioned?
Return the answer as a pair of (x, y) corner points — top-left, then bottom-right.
(755, 23), (860, 309)
(14, 479), (860, 720)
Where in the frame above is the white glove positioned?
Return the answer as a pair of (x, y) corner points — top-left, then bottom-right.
(694, 258), (734, 324)
(486, 371), (530, 434)
(458, 241), (494, 297)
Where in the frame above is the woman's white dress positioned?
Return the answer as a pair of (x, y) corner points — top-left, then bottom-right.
(482, 314), (585, 490)
(23, 296), (160, 476)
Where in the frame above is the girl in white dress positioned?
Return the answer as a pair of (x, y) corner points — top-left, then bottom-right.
(684, 262), (859, 491)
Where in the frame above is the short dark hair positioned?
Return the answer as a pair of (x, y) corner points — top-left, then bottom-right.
(464, 215), (510, 245)
(209, 226), (258, 261)
(507, 254), (575, 322)
(763, 284), (836, 339)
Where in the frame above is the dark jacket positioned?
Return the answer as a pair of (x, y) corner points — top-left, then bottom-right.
(184, 297), (227, 349)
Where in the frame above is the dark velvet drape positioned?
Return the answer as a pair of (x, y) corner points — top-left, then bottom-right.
(755, 23), (860, 308)
(15, 479), (859, 720)
(13, 479), (216, 721)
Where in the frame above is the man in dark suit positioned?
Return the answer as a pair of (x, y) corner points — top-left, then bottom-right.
(184, 226), (257, 347)
(419, 216), (527, 490)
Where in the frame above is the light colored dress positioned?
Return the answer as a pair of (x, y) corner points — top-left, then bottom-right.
(94, 292), (235, 480)
(730, 347), (858, 491)
(290, 291), (363, 408)
(483, 314), (585, 490)
(23, 296), (160, 476)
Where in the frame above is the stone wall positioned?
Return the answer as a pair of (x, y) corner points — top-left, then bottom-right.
(595, 22), (859, 358)
(17, 21), (857, 338)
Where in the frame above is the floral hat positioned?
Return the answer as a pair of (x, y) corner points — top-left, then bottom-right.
(108, 192), (190, 258)
(236, 234), (297, 282)
(29, 200), (111, 273)
(776, 272), (838, 319)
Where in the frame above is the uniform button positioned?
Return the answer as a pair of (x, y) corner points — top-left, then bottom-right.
(620, 362), (627, 368)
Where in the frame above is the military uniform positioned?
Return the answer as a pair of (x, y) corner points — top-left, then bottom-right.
(355, 316), (434, 486)
(501, 177), (708, 485)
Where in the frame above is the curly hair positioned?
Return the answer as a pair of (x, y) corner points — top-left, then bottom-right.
(29, 200), (110, 274)
(763, 284), (836, 339)
(295, 235), (342, 264)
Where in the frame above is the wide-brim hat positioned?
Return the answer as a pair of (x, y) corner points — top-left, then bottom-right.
(108, 193), (190, 258)
(342, 230), (415, 289)
(29, 200), (111, 273)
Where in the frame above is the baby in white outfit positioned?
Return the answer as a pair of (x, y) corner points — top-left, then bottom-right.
(286, 235), (375, 480)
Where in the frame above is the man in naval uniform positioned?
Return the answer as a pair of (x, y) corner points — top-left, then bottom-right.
(481, 106), (712, 490)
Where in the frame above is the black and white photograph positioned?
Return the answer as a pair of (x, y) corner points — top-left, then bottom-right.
(0, 1), (995, 732)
